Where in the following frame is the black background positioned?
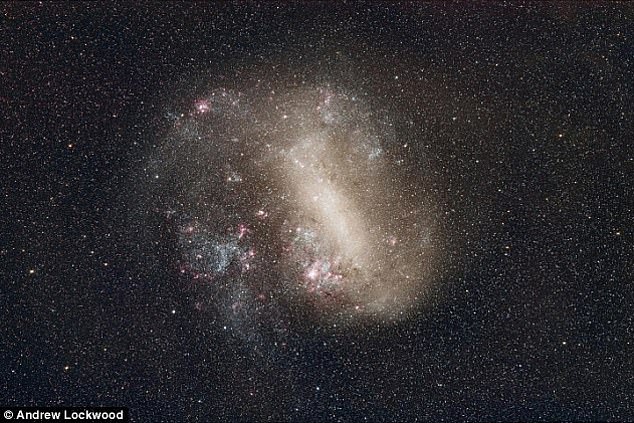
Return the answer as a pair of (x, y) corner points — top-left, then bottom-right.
(2, 2), (633, 421)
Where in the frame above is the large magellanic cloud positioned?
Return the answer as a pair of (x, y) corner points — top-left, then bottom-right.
(143, 77), (443, 352)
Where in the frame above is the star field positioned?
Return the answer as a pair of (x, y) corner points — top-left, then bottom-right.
(2, 3), (633, 422)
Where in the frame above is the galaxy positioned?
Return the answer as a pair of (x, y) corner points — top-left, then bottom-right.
(3, 2), (633, 422)
(145, 82), (440, 342)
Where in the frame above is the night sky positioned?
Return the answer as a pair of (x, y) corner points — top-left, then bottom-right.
(2, 2), (633, 422)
